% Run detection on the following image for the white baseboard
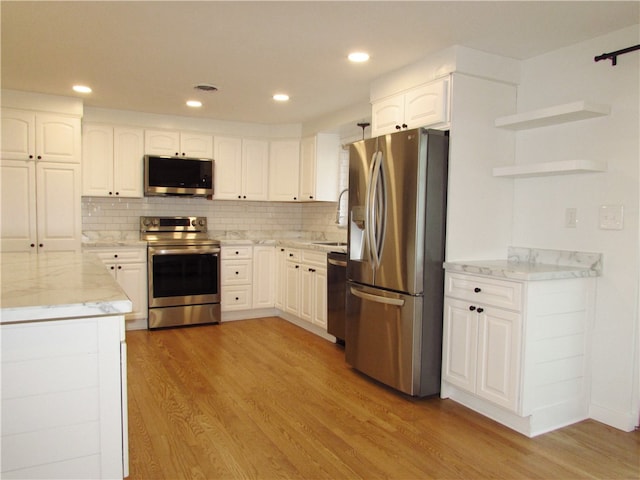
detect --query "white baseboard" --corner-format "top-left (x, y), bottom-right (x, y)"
top-left (589, 403), bottom-right (639, 432)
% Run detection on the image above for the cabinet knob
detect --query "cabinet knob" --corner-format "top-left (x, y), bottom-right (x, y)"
top-left (293, 197), bottom-right (297, 200)
top-left (30, 243), bottom-right (35, 248)
top-left (29, 155), bottom-right (34, 159)
top-left (115, 192), bottom-right (119, 195)
top-left (238, 195), bottom-right (242, 199)
top-left (469, 305), bottom-right (476, 311)
top-left (235, 297), bottom-right (239, 301)
top-left (474, 287), bottom-right (482, 293)
top-left (395, 125), bottom-right (401, 130)
top-left (402, 123), bottom-right (408, 129)
top-left (37, 155), bottom-right (42, 160)
top-left (109, 191), bottom-right (113, 195)
top-left (289, 253), bottom-right (293, 257)
top-left (280, 248), bottom-right (285, 252)
top-left (235, 251), bottom-right (239, 255)
top-left (309, 196), bottom-right (313, 199)
top-left (295, 265), bottom-right (299, 269)
top-left (39, 243), bottom-right (43, 247)
top-left (110, 266), bottom-right (115, 270)
top-left (118, 266), bottom-right (122, 270)
top-left (243, 195), bottom-right (247, 199)
top-left (114, 254), bottom-right (118, 258)
top-left (235, 271), bottom-right (239, 275)
top-left (477, 307), bottom-right (484, 313)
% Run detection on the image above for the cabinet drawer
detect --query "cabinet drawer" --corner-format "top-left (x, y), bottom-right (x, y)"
top-left (221, 246), bottom-right (252, 259)
top-left (301, 249), bottom-right (326, 267)
top-left (445, 272), bottom-right (522, 311)
top-left (221, 260), bottom-right (252, 285)
top-left (284, 248), bottom-right (300, 262)
top-left (222, 286), bottom-right (253, 311)
top-left (91, 248), bottom-right (146, 263)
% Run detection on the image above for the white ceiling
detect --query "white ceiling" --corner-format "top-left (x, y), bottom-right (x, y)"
top-left (2, 1), bottom-right (638, 127)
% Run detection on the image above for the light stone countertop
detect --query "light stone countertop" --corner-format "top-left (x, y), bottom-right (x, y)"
top-left (444, 247), bottom-right (602, 281)
top-left (1, 252), bottom-right (132, 324)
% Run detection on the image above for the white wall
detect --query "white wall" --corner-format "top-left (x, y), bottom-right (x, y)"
top-left (512, 25), bottom-right (639, 430)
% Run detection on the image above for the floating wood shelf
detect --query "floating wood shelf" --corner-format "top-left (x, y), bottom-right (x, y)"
top-left (493, 160), bottom-right (608, 178)
top-left (495, 101), bottom-right (610, 130)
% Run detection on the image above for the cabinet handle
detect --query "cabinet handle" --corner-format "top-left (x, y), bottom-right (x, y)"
top-left (474, 287), bottom-right (482, 293)
top-left (477, 307), bottom-right (484, 313)
top-left (469, 305), bottom-right (476, 311)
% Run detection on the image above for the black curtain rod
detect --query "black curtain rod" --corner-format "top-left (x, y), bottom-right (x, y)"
top-left (594, 44), bottom-right (640, 66)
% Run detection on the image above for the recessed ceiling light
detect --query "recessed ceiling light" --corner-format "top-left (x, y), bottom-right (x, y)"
top-left (273, 94), bottom-right (289, 102)
top-left (72, 85), bottom-right (92, 93)
top-left (348, 52), bottom-right (370, 63)
top-left (186, 100), bottom-right (202, 108)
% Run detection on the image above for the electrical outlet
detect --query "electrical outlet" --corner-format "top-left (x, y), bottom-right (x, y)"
top-left (565, 208), bottom-right (577, 228)
top-left (599, 205), bottom-right (624, 230)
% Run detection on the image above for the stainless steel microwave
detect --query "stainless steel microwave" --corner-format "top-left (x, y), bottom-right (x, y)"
top-left (144, 155), bottom-right (213, 197)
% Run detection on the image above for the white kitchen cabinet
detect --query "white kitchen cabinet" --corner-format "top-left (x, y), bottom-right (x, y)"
top-left (284, 248), bottom-right (302, 316)
top-left (253, 245), bottom-right (275, 309)
top-left (1, 159), bottom-right (81, 253)
top-left (283, 247), bottom-right (328, 330)
top-left (82, 124), bottom-right (144, 197)
top-left (1, 108), bottom-right (81, 163)
top-left (299, 133), bottom-right (340, 202)
top-left (274, 246), bottom-right (286, 310)
top-left (441, 270), bottom-right (596, 437)
top-left (371, 77), bottom-right (449, 136)
top-left (145, 129), bottom-right (213, 158)
top-left (221, 246), bottom-right (253, 311)
top-left (213, 137), bottom-right (269, 201)
top-left (89, 247), bottom-right (148, 327)
top-left (269, 140), bottom-right (300, 201)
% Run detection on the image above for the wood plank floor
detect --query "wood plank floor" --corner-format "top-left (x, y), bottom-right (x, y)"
top-left (126, 317), bottom-right (639, 479)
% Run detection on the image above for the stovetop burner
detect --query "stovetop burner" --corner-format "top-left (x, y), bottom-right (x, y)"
top-left (140, 216), bottom-right (219, 246)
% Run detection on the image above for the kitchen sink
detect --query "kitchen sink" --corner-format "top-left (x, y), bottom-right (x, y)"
top-left (312, 241), bottom-right (347, 247)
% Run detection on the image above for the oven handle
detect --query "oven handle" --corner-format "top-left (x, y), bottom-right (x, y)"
top-left (149, 247), bottom-right (221, 255)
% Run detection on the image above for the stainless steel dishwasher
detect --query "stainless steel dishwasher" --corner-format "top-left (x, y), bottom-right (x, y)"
top-left (327, 251), bottom-right (347, 344)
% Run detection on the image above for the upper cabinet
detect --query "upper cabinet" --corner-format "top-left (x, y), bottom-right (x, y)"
top-left (269, 140), bottom-right (301, 201)
top-left (299, 133), bottom-right (340, 202)
top-left (82, 123), bottom-right (144, 197)
top-left (145, 129), bottom-right (213, 158)
top-left (371, 77), bottom-right (450, 136)
top-left (214, 137), bottom-right (269, 201)
top-left (1, 108), bottom-right (81, 163)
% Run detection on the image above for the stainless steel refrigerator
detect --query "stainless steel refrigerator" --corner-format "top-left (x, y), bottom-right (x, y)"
top-left (346, 128), bottom-right (448, 397)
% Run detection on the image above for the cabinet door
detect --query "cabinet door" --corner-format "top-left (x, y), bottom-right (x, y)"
top-left (274, 247), bottom-right (286, 310)
top-left (253, 246), bottom-right (275, 309)
top-left (404, 79), bottom-right (449, 129)
top-left (299, 136), bottom-right (316, 201)
top-left (82, 124), bottom-right (114, 196)
top-left (181, 132), bottom-right (213, 158)
top-left (243, 139), bottom-right (269, 200)
top-left (371, 96), bottom-right (405, 136)
top-left (269, 140), bottom-right (300, 201)
top-left (213, 136), bottom-right (243, 200)
top-left (36, 114), bottom-right (81, 163)
top-left (442, 297), bottom-right (478, 393)
top-left (312, 267), bottom-right (328, 329)
top-left (299, 266), bottom-right (314, 323)
top-left (284, 262), bottom-right (301, 315)
top-left (1, 109), bottom-right (35, 160)
top-left (0, 160), bottom-right (37, 252)
top-left (36, 162), bottom-right (81, 252)
top-left (116, 263), bottom-right (148, 320)
top-left (476, 307), bottom-right (521, 411)
top-left (144, 130), bottom-right (180, 156)
top-left (113, 127), bottom-right (144, 198)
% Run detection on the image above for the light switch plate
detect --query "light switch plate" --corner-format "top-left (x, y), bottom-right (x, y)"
top-left (599, 205), bottom-right (624, 230)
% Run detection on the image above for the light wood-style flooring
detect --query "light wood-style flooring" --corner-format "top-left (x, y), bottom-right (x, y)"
top-left (126, 317), bottom-right (639, 479)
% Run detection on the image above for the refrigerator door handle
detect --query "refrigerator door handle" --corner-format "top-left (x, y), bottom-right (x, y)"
top-left (349, 286), bottom-right (405, 307)
top-left (364, 151), bottom-right (378, 267)
top-left (369, 151), bottom-right (385, 269)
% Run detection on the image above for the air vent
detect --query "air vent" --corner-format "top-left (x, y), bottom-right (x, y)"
top-left (194, 84), bottom-right (218, 92)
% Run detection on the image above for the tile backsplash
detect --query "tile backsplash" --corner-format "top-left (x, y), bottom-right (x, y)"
top-left (82, 196), bottom-right (346, 241)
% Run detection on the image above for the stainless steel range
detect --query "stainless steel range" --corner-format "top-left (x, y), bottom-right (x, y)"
top-left (141, 216), bottom-right (221, 329)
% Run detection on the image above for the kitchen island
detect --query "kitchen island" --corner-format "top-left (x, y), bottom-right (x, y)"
top-left (1, 252), bottom-right (131, 479)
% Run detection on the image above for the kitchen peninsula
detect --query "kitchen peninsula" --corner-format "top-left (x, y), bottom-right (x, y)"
top-left (1, 252), bottom-right (130, 479)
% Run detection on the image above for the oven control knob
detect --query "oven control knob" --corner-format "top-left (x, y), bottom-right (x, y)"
top-left (143, 218), bottom-right (153, 227)
top-left (198, 219), bottom-right (205, 226)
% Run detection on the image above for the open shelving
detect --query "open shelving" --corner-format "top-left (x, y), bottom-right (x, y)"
top-left (495, 101), bottom-right (610, 130)
top-left (492, 159), bottom-right (607, 178)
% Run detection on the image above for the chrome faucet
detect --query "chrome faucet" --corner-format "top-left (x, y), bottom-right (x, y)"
top-left (335, 188), bottom-right (349, 224)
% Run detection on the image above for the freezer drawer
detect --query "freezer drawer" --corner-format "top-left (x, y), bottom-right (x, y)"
top-left (345, 282), bottom-right (441, 397)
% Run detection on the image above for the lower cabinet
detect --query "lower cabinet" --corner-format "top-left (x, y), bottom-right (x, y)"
top-left (441, 271), bottom-right (596, 437)
top-left (87, 246), bottom-right (148, 329)
top-left (1, 315), bottom-right (127, 479)
top-left (221, 244), bottom-right (275, 313)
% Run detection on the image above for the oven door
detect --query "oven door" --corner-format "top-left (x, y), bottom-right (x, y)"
top-left (148, 245), bottom-right (221, 308)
